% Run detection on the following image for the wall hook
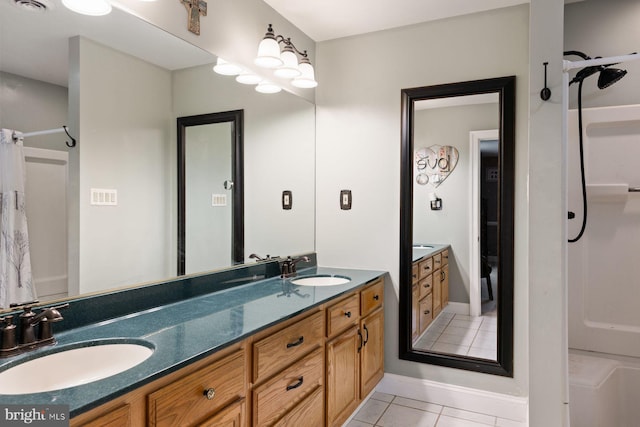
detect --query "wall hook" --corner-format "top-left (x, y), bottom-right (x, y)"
top-left (540, 62), bottom-right (551, 101)
top-left (63, 125), bottom-right (77, 148)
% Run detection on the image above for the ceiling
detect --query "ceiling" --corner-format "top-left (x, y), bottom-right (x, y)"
top-left (263, 0), bottom-right (531, 42)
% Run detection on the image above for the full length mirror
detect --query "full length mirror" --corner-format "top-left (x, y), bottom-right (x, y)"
top-left (399, 77), bottom-right (515, 376)
top-left (0, 3), bottom-right (315, 309)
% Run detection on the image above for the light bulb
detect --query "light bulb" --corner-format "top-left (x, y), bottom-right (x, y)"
top-left (213, 58), bottom-right (242, 76)
top-left (236, 71), bottom-right (262, 85)
top-left (255, 82), bottom-right (281, 94)
top-left (62, 0), bottom-right (111, 16)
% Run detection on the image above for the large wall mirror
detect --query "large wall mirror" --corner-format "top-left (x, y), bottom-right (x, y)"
top-left (0, 3), bottom-right (315, 309)
top-left (399, 77), bottom-right (515, 376)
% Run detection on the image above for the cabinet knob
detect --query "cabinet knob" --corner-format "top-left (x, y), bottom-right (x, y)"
top-left (203, 388), bottom-right (216, 400)
top-left (423, 310), bottom-right (430, 315)
top-left (373, 295), bottom-right (379, 301)
top-left (344, 311), bottom-right (352, 318)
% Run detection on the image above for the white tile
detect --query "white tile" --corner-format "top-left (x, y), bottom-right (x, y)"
top-left (377, 404), bottom-right (439, 427)
top-left (427, 322), bottom-right (450, 333)
top-left (353, 398), bottom-right (389, 424)
top-left (496, 417), bottom-right (528, 427)
top-left (392, 396), bottom-right (443, 414)
top-left (452, 314), bottom-right (481, 321)
top-left (414, 339), bottom-right (436, 350)
top-left (347, 420), bottom-right (374, 427)
top-left (471, 331), bottom-right (497, 349)
top-left (443, 325), bottom-right (478, 338)
top-left (437, 332), bottom-right (476, 346)
top-left (435, 415), bottom-right (493, 427)
top-left (431, 342), bottom-right (469, 355)
top-left (478, 320), bottom-right (498, 332)
top-left (441, 407), bottom-right (496, 425)
top-left (449, 319), bottom-right (482, 329)
top-left (372, 392), bottom-right (395, 403)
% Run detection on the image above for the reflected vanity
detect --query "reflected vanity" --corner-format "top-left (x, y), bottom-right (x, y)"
top-left (399, 77), bottom-right (515, 376)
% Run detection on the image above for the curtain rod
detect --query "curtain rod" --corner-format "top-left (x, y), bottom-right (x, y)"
top-left (12, 126), bottom-right (77, 148)
top-left (563, 52), bottom-right (640, 72)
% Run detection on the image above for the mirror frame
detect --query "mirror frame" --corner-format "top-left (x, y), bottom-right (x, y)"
top-left (177, 110), bottom-right (245, 275)
top-left (399, 76), bottom-right (515, 376)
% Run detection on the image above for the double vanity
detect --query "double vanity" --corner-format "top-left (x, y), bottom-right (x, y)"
top-left (411, 245), bottom-right (450, 343)
top-left (0, 256), bottom-right (385, 426)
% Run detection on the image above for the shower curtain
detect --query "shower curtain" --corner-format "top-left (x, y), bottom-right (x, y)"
top-left (0, 129), bottom-right (36, 308)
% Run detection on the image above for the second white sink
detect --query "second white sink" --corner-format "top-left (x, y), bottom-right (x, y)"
top-left (0, 340), bottom-right (154, 395)
top-left (291, 275), bottom-right (351, 287)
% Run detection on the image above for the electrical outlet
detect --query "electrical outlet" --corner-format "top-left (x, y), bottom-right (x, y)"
top-left (340, 190), bottom-right (352, 210)
top-left (282, 190), bottom-right (292, 210)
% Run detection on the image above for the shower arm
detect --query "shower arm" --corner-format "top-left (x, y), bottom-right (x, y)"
top-left (564, 52), bottom-right (639, 72)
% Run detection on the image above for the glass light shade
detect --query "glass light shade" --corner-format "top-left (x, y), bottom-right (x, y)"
top-left (236, 71), bottom-right (262, 85)
top-left (292, 61), bottom-right (318, 88)
top-left (274, 47), bottom-right (301, 79)
top-left (255, 82), bottom-right (281, 94)
top-left (62, 0), bottom-right (111, 16)
top-left (213, 58), bottom-right (242, 76)
top-left (255, 37), bottom-right (283, 69)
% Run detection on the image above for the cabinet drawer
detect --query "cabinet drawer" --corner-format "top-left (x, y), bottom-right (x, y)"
top-left (419, 294), bottom-right (433, 334)
top-left (327, 293), bottom-right (359, 337)
top-left (273, 385), bottom-right (324, 427)
top-left (252, 347), bottom-right (323, 427)
top-left (361, 279), bottom-right (384, 316)
top-left (412, 263), bottom-right (419, 284)
top-left (433, 253), bottom-right (442, 269)
top-left (442, 249), bottom-right (449, 266)
top-left (418, 275), bottom-right (432, 300)
top-left (148, 349), bottom-right (245, 427)
top-left (253, 311), bottom-right (324, 383)
top-left (418, 257), bottom-right (433, 279)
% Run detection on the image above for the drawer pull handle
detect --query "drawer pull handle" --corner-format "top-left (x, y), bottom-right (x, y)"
top-left (357, 330), bottom-right (363, 353)
top-left (373, 295), bottom-right (380, 301)
top-left (203, 388), bottom-right (216, 400)
top-left (286, 336), bottom-right (304, 348)
top-left (363, 324), bottom-right (369, 345)
top-left (423, 310), bottom-right (430, 315)
top-left (423, 283), bottom-right (430, 288)
top-left (344, 311), bottom-right (352, 318)
top-left (286, 376), bottom-right (304, 391)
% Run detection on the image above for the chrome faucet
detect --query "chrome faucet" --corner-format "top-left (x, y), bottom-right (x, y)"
top-left (1, 303), bottom-right (69, 358)
top-left (280, 256), bottom-right (310, 278)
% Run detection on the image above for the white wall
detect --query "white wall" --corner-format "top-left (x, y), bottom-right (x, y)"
top-left (316, 5), bottom-right (529, 396)
top-left (413, 104), bottom-right (498, 304)
top-left (172, 64), bottom-right (316, 260)
top-left (70, 37), bottom-right (173, 294)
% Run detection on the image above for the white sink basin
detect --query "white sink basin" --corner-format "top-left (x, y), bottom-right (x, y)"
top-left (290, 275), bottom-right (351, 287)
top-left (413, 244), bottom-right (434, 249)
top-left (0, 340), bottom-right (154, 395)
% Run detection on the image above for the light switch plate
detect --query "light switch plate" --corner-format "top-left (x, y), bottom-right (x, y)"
top-left (340, 190), bottom-right (352, 210)
top-left (282, 190), bottom-right (292, 210)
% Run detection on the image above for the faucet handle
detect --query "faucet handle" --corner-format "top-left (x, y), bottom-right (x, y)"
top-left (1, 316), bottom-right (17, 350)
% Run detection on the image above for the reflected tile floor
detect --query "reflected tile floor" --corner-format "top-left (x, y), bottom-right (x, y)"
top-left (414, 310), bottom-right (498, 360)
top-left (346, 392), bottom-right (526, 427)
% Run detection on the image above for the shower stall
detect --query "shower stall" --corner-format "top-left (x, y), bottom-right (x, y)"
top-left (565, 52), bottom-right (640, 427)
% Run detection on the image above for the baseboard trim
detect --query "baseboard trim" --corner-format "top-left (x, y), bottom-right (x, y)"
top-left (376, 373), bottom-right (528, 422)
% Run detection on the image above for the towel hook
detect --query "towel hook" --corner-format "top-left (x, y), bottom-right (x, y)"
top-left (540, 62), bottom-right (551, 101)
top-left (63, 126), bottom-right (77, 148)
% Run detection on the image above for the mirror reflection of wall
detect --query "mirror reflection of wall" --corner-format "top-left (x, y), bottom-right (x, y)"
top-left (413, 96), bottom-right (499, 312)
top-left (0, 3), bottom-right (315, 309)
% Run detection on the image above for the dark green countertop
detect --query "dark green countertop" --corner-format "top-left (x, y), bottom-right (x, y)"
top-left (0, 266), bottom-right (385, 417)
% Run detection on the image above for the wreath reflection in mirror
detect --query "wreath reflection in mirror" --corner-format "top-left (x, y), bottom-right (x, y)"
top-left (414, 145), bottom-right (459, 188)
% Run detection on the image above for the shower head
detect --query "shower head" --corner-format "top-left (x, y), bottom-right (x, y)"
top-left (597, 67), bottom-right (627, 89)
top-left (564, 50), bottom-right (630, 88)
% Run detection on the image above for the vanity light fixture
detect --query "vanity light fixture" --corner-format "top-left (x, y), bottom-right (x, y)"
top-left (235, 71), bottom-right (262, 85)
top-left (255, 24), bottom-right (318, 88)
top-left (62, 0), bottom-right (111, 16)
top-left (213, 58), bottom-right (243, 76)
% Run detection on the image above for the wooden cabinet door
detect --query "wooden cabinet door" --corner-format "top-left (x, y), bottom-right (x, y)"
top-left (411, 284), bottom-right (419, 341)
top-left (360, 308), bottom-right (384, 399)
top-left (201, 400), bottom-right (245, 427)
top-left (432, 269), bottom-right (442, 318)
top-left (419, 294), bottom-right (433, 335)
top-left (442, 265), bottom-right (449, 308)
top-left (77, 404), bottom-right (131, 427)
top-left (326, 326), bottom-right (360, 427)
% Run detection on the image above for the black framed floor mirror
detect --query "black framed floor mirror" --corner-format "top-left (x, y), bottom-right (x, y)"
top-left (399, 76), bottom-right (515, 376)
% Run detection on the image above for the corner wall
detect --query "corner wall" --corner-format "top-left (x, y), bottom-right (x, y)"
top-left (315, 5), bottom-right (529, 396)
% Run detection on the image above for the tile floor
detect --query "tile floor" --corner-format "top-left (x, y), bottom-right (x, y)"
top-left (413, 310), bottom-right (498, 360)
top-left (346, 392), bottom-right (526, 427)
